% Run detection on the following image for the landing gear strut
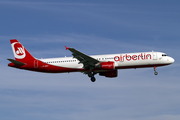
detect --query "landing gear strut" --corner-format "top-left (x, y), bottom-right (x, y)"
top-left (88, 72), bottom-right (96, 82)
top-left (154, 66), bottom-right (158, 75)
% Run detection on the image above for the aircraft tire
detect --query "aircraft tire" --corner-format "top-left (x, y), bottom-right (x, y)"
top-left (91, 77), bottom-right (96, 82)
top-left (154, 72), bottom-right (158, 75)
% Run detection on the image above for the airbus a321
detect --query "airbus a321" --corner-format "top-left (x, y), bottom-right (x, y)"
top-left (8, 39), bottom-right (174, 82)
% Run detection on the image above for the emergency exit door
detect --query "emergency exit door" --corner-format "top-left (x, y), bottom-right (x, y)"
top-left (152, 51), bottom-right (157, 60)
top-left (34, 60), bottom-right (38, 68)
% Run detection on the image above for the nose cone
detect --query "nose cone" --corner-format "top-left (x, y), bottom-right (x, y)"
top-left (169, 57), bottom-right (175, 64)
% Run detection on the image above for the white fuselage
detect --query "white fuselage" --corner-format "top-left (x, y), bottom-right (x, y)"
top-left (39, 51), bottom-right (174, 70)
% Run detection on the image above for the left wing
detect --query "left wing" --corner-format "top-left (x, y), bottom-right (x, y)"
top-left (65, 46), bottom-right (99, 70)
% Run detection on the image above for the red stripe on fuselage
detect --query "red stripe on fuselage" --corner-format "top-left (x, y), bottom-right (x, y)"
top-left (8, 60), bottom-right (83, 73)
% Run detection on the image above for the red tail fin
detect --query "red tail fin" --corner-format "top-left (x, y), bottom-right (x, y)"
top-left (10, 39), bottom-right (35, 62)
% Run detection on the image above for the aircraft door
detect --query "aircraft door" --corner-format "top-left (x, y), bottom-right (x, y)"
top-left (152, 51), bottom-right (157, 60)
top-left (34, 60), bottom-right (38, 68)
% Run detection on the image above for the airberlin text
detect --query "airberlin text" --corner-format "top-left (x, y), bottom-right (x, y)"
top-left (114, 53), bottom-right (151, 62)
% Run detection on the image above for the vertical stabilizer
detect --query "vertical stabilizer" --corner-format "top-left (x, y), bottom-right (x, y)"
top-left (10, 39), bottom-right (35, 62)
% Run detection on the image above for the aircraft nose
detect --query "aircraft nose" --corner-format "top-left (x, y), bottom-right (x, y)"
top-left (169, 57), bottom-right (175, 63)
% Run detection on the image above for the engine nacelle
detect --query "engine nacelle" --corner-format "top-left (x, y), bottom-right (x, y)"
top-left (96, 61), bottom-right (115, 70)
top-left (99, 70), bottom-right (118, 78)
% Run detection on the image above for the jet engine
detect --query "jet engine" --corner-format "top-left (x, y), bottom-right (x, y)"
top-left (99, 70), bottom-right (118, 78)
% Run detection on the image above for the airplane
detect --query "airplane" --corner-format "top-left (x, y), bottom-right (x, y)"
top-left (8, 39), bottom-right (174, 82)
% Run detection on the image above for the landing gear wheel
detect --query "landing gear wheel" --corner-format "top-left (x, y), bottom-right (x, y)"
top-left (153, 66), bottom-right (158, 75)
top-left (154, 72), bottom-right (158, 75)
top-left (88, 69), bottom-right (96, 82)
top-left (91, 77), bottom-right (96, 82)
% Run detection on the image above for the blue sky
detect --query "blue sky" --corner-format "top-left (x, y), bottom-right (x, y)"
top-left (0, 0), bottom-right (180, 120)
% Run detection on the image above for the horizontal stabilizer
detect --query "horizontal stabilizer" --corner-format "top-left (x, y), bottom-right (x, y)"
top-left (7, 59), bottom-right (26, 66)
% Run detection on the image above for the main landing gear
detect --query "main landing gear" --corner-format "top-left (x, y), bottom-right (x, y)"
top-left (88, 72), bottom-right (96, 82)
top-left (154, 66), bottom-right (158, 75)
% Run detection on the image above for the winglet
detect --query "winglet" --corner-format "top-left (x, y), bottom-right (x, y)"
top-left (65, 46), bottom-right (69, 50)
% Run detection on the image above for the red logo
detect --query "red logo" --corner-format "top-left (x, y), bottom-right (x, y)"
top-left (14, 43), bottom-right (25, 56)
top-left (12, 42), bottom-right (26, 59)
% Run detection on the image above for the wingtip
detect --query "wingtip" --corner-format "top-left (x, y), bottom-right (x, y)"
top-left (65, 46), bottom-right (69, 50)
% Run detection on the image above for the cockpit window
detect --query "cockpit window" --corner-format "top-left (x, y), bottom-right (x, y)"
top-left (162, 54), bottom-right (168, 56)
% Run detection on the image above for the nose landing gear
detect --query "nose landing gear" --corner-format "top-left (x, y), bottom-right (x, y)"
top-left (154, 66), bottom-right (158, 75)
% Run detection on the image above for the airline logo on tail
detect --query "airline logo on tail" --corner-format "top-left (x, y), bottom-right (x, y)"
top-left (11, 42), bottom-right (26, 59)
